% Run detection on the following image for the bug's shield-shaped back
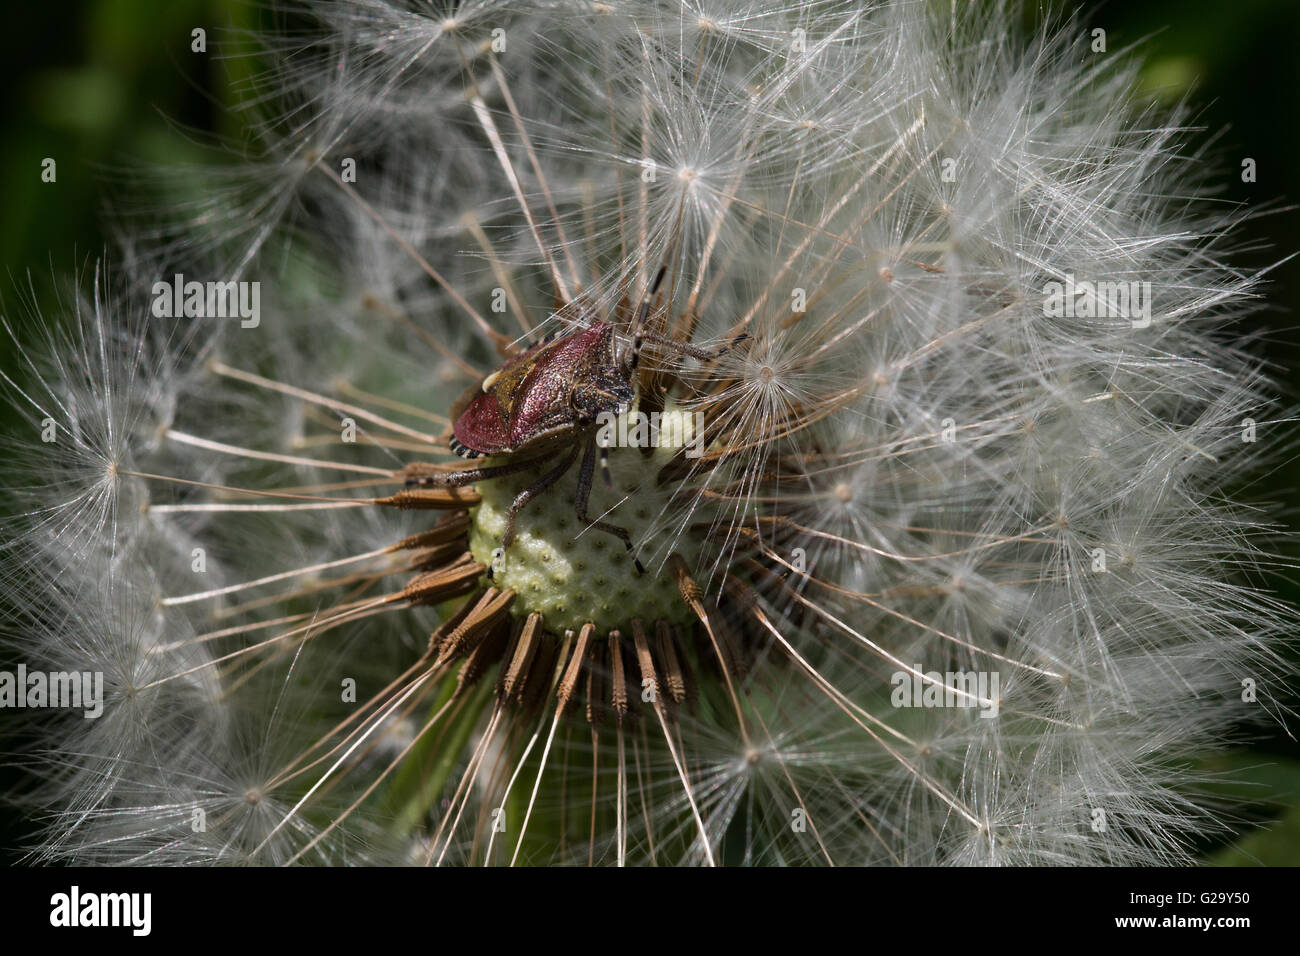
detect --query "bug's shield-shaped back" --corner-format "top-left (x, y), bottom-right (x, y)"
top-left (451, 324), bottom-right (613, 457)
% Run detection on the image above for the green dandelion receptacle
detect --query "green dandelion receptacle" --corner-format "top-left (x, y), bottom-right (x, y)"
top-left (468, 438), bottom-right (702, 635)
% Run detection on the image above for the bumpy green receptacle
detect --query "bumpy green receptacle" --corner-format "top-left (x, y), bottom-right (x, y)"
top-left (468, 411), bottom-right (703, 634)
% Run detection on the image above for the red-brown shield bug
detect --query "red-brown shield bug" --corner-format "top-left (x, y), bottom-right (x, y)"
top-left (410, 266), bottom-right (746, 573)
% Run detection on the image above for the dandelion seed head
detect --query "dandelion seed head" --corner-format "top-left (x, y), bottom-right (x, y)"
top-left (3, 0), bottom-right (1295, 867)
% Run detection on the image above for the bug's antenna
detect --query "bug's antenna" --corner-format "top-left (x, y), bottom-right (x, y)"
top-left (626, 264), bottom-right (668, 374)
top-left (625, 260), bottom-right (750, 372)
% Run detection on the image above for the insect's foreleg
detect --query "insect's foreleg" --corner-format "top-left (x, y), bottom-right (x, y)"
top-left (577, 437), bottom-right (644, 573)
top-left (501, 443), bottom-right (581, 549)
top-left (401, 452), bottom-right (558, 488)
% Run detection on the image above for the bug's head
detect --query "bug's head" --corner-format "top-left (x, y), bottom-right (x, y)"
top-left (571, 375), bottom-right (635, 423)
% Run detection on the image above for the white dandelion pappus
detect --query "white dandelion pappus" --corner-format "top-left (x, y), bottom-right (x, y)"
top-left (0, 0), bottom-right (1294, 866)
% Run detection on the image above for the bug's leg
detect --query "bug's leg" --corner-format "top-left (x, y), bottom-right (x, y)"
top-left (501, 443), bottom-right (581, 550)
top-left (599, 443), bottom-right (613, 488)
top-left (572, 399), bottom-right (614, 488)
top-left (576, 437), bottom-right (644, 573)
top-left (401, 452), bottom-right (557, 488)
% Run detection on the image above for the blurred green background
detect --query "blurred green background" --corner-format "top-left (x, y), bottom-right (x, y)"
top-left (0, 0), bottom-right (1297, 864)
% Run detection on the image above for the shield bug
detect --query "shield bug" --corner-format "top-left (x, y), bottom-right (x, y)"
top-left (409, 267), bottom-right (745, 573)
